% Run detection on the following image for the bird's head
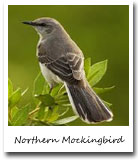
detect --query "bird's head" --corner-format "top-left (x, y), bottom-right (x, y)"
top-left (23, 17), bottom-right (63, 38)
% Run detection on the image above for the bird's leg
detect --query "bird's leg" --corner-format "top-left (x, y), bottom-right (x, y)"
top-left (49, 84), bottom-right (54, 94)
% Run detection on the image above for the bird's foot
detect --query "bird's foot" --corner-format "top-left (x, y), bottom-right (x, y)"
top-left (49, 85), bottom-right (54, 94)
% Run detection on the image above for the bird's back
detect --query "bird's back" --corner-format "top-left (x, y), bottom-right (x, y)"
top-left (38, 30), bottom-right (83, 60)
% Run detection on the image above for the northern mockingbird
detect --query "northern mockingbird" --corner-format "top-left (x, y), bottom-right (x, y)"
top-left (23, 17), bottom-right (113, 124)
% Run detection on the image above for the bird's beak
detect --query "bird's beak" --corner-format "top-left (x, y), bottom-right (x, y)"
top-left (22, 21), bottom-right (38, 26)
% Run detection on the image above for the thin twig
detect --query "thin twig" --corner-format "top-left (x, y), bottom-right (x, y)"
top-left (28, 107), bottom-right (40, 117)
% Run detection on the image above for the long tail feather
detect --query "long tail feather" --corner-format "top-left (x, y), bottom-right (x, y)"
top-left (65, 82), bottom-right (113, 123)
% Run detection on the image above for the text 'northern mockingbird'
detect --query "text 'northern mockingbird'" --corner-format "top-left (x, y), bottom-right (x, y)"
top-left (23, 17), bottom-right (113, 124)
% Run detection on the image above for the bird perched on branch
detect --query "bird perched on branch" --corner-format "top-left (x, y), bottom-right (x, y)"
top-left (23, 17), bottom-right (113, 124)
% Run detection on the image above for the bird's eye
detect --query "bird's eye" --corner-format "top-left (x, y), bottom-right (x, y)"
top-left (45, 25), bottom-right (53, 34)
top-left (39, 23), bottom-right (46, 26)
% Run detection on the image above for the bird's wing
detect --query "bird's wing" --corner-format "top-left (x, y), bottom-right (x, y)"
top-left (38, 52), bottom-right (84, 84)
top-left (66, 52), bottom-right (84, 80)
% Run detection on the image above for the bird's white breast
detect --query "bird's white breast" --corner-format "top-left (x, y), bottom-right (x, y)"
top-left (39, 63), bottom-right (62, 87)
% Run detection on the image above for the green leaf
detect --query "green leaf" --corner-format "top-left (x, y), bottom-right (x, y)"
top-left (34, 94), bottom-right (55, 106)
top-left (43, 107), bottom-right (53, 121)
top-left (55, 94), bottom-right (69, 102)
top-left (84, 58), bottom-right (91, 77)
top-left (33, 72), bottom-right (46, 95)
top-left (47, 106), bottom-right (59, 122)
top-left (88, 60), bottom-right (108, 87)
top-left (8, 88), bottom-right (21, 108)
top-left (31, 120), bottom-right (50, 126)
top-left (51, 83), bottom-right (63, 97)
top-left (56, 100), bottom-right (70, 105)
top-left (8, 78), bottom-right (13, 98)
top-left (55, 93), bottom-right (69, 104)
top-left (42, 82), bottom-right (50, 94)
top-left (93, 86), bottom-right (115, 94)
top-left (58, 106), bottom-right (69, 117)
top-left (57, 85), bottom-right (66, 96)
top-left (37, 103), bottom-right (46, 120)
top-left (53, 115), bottom-right (78, 125)
top-left (48, 113), bottom-right (59, 122)
top-left (11, 106), bottom-right (19, 118)
top-left (102, 100), bottom-right (112, 107)
top-left (11, 104), bottom-right (30, 126)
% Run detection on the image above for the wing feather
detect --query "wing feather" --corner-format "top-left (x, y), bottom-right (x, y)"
top-left (38, 52), bottom-right (84, 84)
top-left (67, 52), bottom-right (84, 80)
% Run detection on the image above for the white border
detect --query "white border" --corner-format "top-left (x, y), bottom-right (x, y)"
top-left (4, 0), bottom-right (133, 152)
top-left (6, 0), bottom-right (132, 5)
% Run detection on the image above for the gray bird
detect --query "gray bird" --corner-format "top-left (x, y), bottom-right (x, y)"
top-left (23, 17), bottom-right (113, 124)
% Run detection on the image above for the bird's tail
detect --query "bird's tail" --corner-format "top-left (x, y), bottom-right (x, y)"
top-left (65, 82), bottom-right (113, 123)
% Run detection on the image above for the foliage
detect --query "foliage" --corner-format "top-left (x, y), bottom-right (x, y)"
top-left (8, 58), bottom-right (114, 126)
